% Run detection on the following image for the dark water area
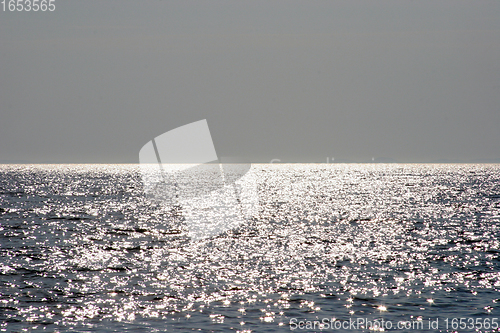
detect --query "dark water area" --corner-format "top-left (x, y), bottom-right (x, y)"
top-left (1, 164), bottom-right (500, 332)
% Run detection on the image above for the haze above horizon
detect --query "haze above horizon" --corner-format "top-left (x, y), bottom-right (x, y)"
top-left (1, 0), bottom-right (499, 163)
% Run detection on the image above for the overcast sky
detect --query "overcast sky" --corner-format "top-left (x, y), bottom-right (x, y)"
top-left (1, 0), bottom-right (499, 163)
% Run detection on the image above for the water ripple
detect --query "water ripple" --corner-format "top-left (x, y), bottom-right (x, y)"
top-left (0, 164), bottom-right (499, 331)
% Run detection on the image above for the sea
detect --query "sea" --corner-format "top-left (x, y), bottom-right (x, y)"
top-left (1, 164), bottom-right (499, 332)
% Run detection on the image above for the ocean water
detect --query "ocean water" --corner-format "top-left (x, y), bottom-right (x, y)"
top-left (1, 164), bottom-right (500, 332)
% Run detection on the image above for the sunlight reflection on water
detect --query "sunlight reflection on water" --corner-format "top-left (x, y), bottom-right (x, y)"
top-left (1, 164), bottom-right (500, 332)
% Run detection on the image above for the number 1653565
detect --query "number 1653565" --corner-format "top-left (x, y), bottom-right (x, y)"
top-left (2, 0), bottom-right (55, 11)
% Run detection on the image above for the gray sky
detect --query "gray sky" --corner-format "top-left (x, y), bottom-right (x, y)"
top-left (1, 0), bottom-right (499, 163)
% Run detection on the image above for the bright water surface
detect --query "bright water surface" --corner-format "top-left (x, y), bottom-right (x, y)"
top-left (1, 164), bottom-right (500, 332)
